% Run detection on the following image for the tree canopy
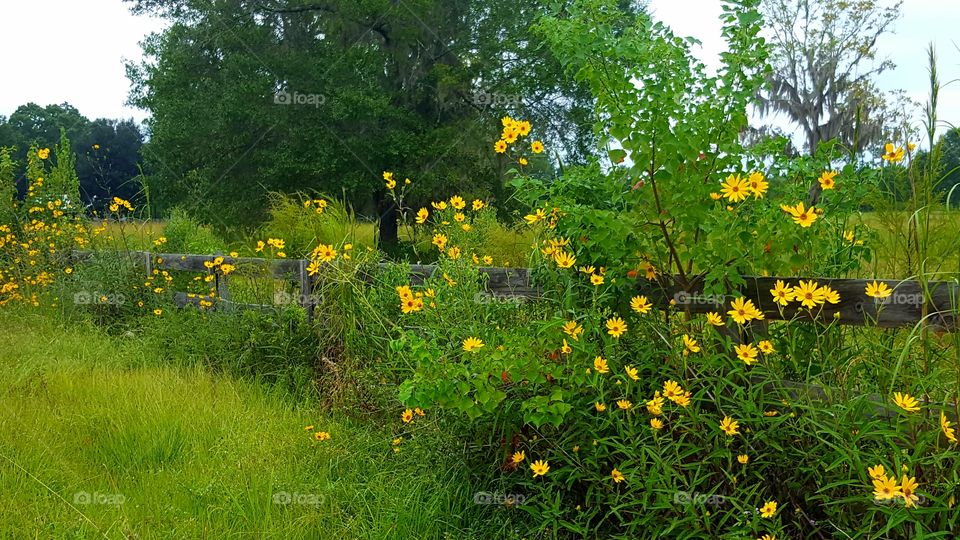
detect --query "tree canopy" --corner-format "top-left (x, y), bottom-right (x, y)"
top-left (124, 0), bottom-right (639, 241)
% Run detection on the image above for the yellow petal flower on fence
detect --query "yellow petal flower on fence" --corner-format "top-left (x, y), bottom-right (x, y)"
top-left (706, 312), bottom-right (724, 326)
top-left (792, 280), bottom-right (825, 309)
top-left (865, 280), bottom-right (892, 299)
top-left (728, 297), bottom-right (762, 325)
top-left (770, 280), bottom-right (793, 306)
top-left (554, 250), bottom-right (576, 269)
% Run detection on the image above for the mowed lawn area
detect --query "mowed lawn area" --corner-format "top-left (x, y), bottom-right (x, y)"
top-left (0, 308), bottom-right (494, 539)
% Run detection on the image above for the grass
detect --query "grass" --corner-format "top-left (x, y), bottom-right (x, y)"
top-left (0, 307), bottom-right (509, 539)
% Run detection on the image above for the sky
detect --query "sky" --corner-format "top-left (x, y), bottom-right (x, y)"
top-left (0, 0), bottom-right (958, 139)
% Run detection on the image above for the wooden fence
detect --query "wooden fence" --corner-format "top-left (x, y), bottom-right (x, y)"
top-left (72, 250), bottom-right (960, 330)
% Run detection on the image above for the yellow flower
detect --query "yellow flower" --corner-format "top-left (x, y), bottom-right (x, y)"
top-left (519, 157), bottom-right (528, 166)
top-left (759, 535), bottom-right (776, 540)
top-left (624, 365), bottom-right (639, 381)
top-left (432, 233), bottom-right (448, 251)
top-left (595, 402), bottom-right (607, 412)
top-left (770, 280), bottom-right (793, 306)
top-left (758, 340), bottom-right (774, 354)
top-left (873, 475), bottom-right (901, 501)
top-left (562, 321), bottom-right (584, 341)
top-left (735, 343), bottom-right (759, 365)
top-left (401, 409), bottom-right (414, 423)
top-left (482, 255), bottom-right (493, 265)
top-left (524, 208), bottom-right (546, 224)
top-left (747, 171), bottom-right (768, 198)
top-left (867, 464), bottom-right (886, 480)
top-left (463, 337), bottom-right (485, 352)
top-left (386, 178), bottom-right (396, 189)
top-left (400, 295), bottom-right (424, 314)
top-left (450, 196), bottom-right (466, 210)
top-left (865, 280), bottom-right (892, 299)
top-left (759, 500), bottom-right (777, 518)
top-left (737, 454), bottom-right (749, 464)
top-left (447, 246), bottom-right (461, 260)
top-left (650, 418), bottom-right (664, 430)
top-left (605, 316), bottom-right (627, 338)
top-left (720, 416), bottom-right (740, 436)
top-left (593, 356), bottom-right (609, 374)
top-left (728, 297), bottom-right (763, 325)
top-left (705, 312), bottom-right (724, 326)
top-left (893, 392), bottom-right (920, 413)
top-left (882, 143), bottom-right (905, 163)
top-left (431, 200), bottom-right (448, 211)
top-left (415, 208), bottom-right (429, 224)
top-left (720, 174), bottom-right (749, 202)
top-left (414, 407), bottom-right (425, 417)
top-left (781, 201), bottom-right (818, 227)
top-left (682, 334), bottom-right (700, 354)
top-left (647, 392), bottom-right (665, 415)
top-left (630, 295), bottom-right (652, 315)
top-left (941, 411), bottom-right (958, 442)
top-left (314, 431), bottom-right (331, 442)
top-left (561, 339), bottom-right (572, 354)
top-left (709, 192), bottom-right (722, 200)
top-left (590, 273), bottom-right (604, 286)
top-left (611, 468), bottom-right (625, 483)
top-left (900, 475), bottom-right (921, 507)
top-left (37, 148), bottom-right (50, 159)
top-left (494, 140), bottom-right (507, 153)
top-left (818, 170), bottom-right (837, 190)
top-left (530, 459), bottom-right (549, 477)
top-left (554, 250), bottom-right (576, 269)
top-left (511, 451), bottom-right (526, 464)
top-left (663, 380), bottom-right (683, 401)
top-left (616, 399), bottom-right (633, 410)
top-left (814, 284), bottom-right (839, 305)
top-left (531, 140), bottom-right (544, 154)
top-left (304, 425), bottom-right (315, 431)
top-left (791, 280), bottom-right (825, 309)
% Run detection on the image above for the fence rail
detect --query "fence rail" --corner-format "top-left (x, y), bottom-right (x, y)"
top-left (72, 250), bottom-right (960, 330)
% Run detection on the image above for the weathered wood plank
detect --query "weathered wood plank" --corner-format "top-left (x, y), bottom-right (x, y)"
top-left (74, 251), bottom-right (960, 328)
top-left (637, 276), bottom-right (960, 329)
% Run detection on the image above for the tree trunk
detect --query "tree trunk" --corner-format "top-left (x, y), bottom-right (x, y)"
top-left (378, 195), bottom-right (399, 253)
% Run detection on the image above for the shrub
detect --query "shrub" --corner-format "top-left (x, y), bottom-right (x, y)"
top-left (162, 207), bottom-right (226, 253)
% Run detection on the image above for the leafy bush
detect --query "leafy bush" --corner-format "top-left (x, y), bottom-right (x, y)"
top-left (162, 207), bottom-right (226, 253)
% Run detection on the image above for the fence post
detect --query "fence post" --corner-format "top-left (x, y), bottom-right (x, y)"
top-left (298, 259), bottom-right (315, 324)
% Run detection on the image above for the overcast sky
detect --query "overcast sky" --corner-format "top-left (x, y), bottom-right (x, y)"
top-left (1, 0), bottom-right (957, 139)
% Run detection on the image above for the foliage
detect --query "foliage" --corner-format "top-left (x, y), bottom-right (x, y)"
top-left (161, 206), bottom-right (226, 253)
top-left (123, 0), bottom-right (627, 239)
top-left (756, 0), bottom-right (908, 157)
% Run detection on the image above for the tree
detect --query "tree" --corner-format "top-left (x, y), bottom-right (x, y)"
top-left (756, 0), bottom-right (905, 157)
top-left (124, 0), bottom-right (623, 246)
top-left (0, 104), bottom-right (146, 211)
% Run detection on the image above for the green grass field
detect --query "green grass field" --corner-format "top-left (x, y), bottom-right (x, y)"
top-left (0, 308), bottom-right (506, 539)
